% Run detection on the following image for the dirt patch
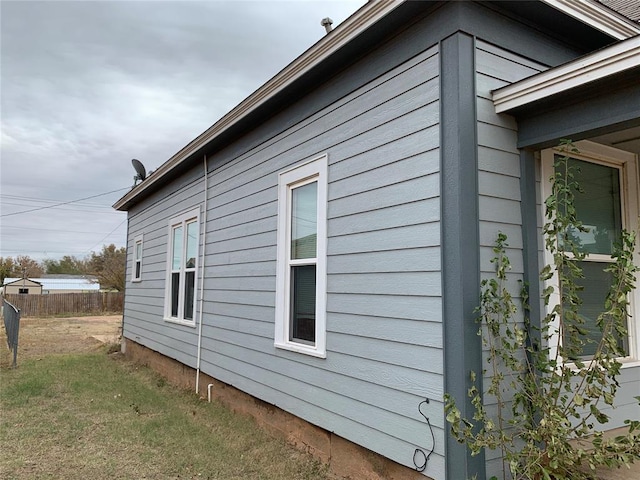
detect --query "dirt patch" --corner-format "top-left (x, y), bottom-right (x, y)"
top-left (0, 315), bottom-right (121, 368)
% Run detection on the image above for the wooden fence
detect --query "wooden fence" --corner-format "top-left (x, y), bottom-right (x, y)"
top-left (3, 292), bottom-right (124, 317)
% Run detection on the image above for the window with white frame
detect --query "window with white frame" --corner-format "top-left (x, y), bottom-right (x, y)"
top-left (275, 155), bottom-right (328, 357)
top-left (165, 208), bottom-right (200, 324)
top-left (541, 141), bottom-right (639, 362)
top-left (132, 235), bottom-right (143, 282)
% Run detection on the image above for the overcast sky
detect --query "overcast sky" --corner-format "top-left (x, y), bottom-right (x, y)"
top-left (0, 0), bottom-right (365, 262)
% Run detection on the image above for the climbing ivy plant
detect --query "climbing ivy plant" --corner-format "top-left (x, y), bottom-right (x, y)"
top-left (444, 140), bottom-right (640, 480)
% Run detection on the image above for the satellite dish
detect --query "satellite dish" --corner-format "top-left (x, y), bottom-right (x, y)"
top-left (132, 159), bottom-right (146, 184)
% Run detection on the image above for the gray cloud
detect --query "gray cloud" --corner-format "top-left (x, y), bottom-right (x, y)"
top-left (1, 0), bottom-right (364, 261)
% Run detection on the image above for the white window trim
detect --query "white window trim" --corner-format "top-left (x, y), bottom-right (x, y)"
top-left (132, 234), bottom-right (143, 283)
top-left (164, 207), bottom-right (200, 327)
top-left (540, 140), bottom-right (639, 367)
top-left (275, 154), bottom-right (328, 358)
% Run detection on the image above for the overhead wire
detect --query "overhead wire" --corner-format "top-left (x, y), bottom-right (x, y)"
top-left (83, 218), bottom-right (128, 255)
top-left (0, 186), bottom-right (129, 218)
top-left (1, 225), bottom-right (119, 235)
top-left (1, 194), bottom-right (116, 208)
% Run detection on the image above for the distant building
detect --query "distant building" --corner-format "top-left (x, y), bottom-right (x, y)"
top-left (2, 278), bottom-right (43, 295)
top-left (3, 275), bottom-right (100, 294)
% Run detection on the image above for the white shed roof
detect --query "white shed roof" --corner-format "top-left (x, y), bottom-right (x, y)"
top-left (3, 277), bottom-right (100, 291)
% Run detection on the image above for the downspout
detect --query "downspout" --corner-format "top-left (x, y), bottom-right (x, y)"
top-left (195, 153), bottom-right (209, 395)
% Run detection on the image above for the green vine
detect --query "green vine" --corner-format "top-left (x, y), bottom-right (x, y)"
top-left (444, 140), bottom-right (640, 479)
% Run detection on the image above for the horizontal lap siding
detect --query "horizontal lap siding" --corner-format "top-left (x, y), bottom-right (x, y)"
top-left (475, 40), bottom-right (547, 480)
top-left (199, 45), bottom-right (444, 477)
top-left (124, 165), bottom-right (205, 368)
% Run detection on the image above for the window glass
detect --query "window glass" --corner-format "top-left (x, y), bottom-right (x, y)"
top-left (171, 272), bottom-right (180, 317)
top-left (565, 261), bottom-right (626, 359)
top-left (134, 239), bottom-right (143, 280)
top-left (172, 226), bottom-right (183, 270)
top-left (290, 265), bottom-right (316, 343)
top-left (185, 221), bottom-right (198, 269)
top-left (275, 155), bottom-right (327, 356)
top-left (184, 271), bottom-right (195, 320)
top-left (563, 157), bottom-right (622, 255)
top-left (291, 182), bottom-right (317, 260)
top-left (554, 155), bottom-right (627, 361)
top-left (165, 209), bottom-right (199, 323)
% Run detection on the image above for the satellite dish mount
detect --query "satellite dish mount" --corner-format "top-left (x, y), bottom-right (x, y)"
top-left (132, 159), bottom-right (146, 186)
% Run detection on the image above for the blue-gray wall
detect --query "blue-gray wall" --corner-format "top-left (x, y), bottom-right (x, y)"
top-left (125, 40), bottom-right (446, 476)
top-left (125, 165), bottom-right (205, 367)
top-left (121, 2), bottom-right (627, 479)
top-left (198, 43), bottom-right (444, 476)
top-left (475, 39), bottom-right (547, 479)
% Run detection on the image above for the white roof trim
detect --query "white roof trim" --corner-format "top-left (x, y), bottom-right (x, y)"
top-left (541, 0), bottom-right (640, 40)
top-left (114, 0), bottom-right (405, 210)
top-left (493, 36), bottom-right (640, 113)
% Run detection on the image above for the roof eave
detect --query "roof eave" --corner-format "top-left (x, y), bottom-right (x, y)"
top-left (493, 36), bottom-right (640, 114)
top-left (114, 0), bottom-right (640, 211)
top-left (541, 0), bottom-right (640, 40)
top-left (113, 0), bottom-right (406, 211)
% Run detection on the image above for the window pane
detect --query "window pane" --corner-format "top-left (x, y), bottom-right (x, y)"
top-left (172, 226), bottom-right (183, 270)
top-left (559, 157), bottom-right (622, 255)
top-left (185, 221), bottom-right (198, 269)
top-left (135, 242), bottom-right (142, 260)
top-left (184, 271), bottom-right (195, 320)
top-left (290, 265), bottom-right (316, 343)
top-left (171, 272), bottom-right (180, 317)
top-left (135, 261), bottom-right (141, 279)
top-left (291, 182), bottom-right (317, 260)
top-left (564, 261), bottom-right (626, 359)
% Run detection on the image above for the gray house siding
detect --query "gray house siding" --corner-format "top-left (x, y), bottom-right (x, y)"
top-left (475, 39), bottom-right (547, 479)
top-left (123, 40), bottom-right (446, 476)
top-left (124, 164), bottom-right (205, 367)
top-left (198, 44), bottom-right (444, 476)
top-left (118, 3), bottom-right (635, 480)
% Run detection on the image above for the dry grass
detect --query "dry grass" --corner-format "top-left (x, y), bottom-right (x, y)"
top-left (0, 316), bottom-right (328, 480)
top-left (0, 315), bottom-right (122, 368)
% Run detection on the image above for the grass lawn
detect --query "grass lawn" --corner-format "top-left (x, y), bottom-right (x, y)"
top-left (0, 348), bottom-right (328, 479)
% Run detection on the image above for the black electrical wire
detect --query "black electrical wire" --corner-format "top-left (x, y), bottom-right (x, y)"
top-left (413, 398), bottom-right (435, 472)
top-left (0, 187), bottom-right (129, 217)
top-left (83, 219), bottom-right (127, 254)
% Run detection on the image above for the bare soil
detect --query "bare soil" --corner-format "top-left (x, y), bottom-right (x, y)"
top-left (0, 315), bottom-right (121, 368)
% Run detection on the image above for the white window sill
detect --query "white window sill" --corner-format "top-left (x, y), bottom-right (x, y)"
top-left (566, 357), bottom-right (640, 371)
top-left (164, 317), bottom-right (197, 328)
top-left (131, 278), bottom-right (142, 283)
top-left (275, 341), bottom-right (326, 358)
top-left (619, 359), bottom-right (640, 369)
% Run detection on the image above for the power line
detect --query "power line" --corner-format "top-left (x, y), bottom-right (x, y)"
top-left (83, 218), bottom-right (128, 255)
top-left (0, 187), bottom-right (129, 218)
top-left (1, 225), bottom-right (122, 235)
top-left (1, 193), bottom-right (116, 207)
top-left (1, 200), bottom-right (114, 209)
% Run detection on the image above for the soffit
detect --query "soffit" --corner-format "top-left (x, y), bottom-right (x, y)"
top-left (493, 36), bottom-right (640, 113)
top-left (591, 126), bottom-right (640, 154)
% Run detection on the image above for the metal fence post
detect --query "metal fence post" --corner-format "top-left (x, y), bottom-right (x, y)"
top-left (2, 299), bottom-right (21, 368)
